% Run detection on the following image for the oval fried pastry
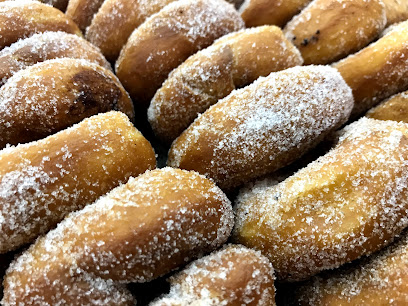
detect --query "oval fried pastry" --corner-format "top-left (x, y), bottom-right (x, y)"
top-left (0, 0), bottom-right (81, 50)
top-left (167, 66), bottom-right (353, 191)
top-left (335, 20), bottom-right (408, 116)
top-left (115, 0), bottom-right (244, 110)
top-left (284, 0), bottom-right (386, 64)
top-left (234, 118), bottom-right (408, 281)
top-left (0, 111), bottom-right (156, 253)
top-left (86, 0), bottom-right (177, 62)
top-left (2, 167), bottom-right (233, 304)
top-left (0, 31), bottom-right (110, 87)
top-left (366, 90), bottom-right (408, 122)
top-left (152, 245), bottom-right (276, 306)
top-left (65, 0), bottom-right (105, 32)
top-left (240, 0), bottom-right (312, 27)
top-left (148, 26), bottom-right (303, 144)
top-left (0, 58), bottom-right (133, 147)
top-left (296, 230), bottom-right (408, 305)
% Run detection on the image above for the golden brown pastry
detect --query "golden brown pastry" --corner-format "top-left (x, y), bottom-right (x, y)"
top-left (65, 0), bottom-right (105, 32)
top-left (151, 245), bottom-right (276, 306)
top-left (240, 0), bottom-right (312, 27)
top-left (2, 167), bottom-right (233, 305)
top-left (115, 0), bottom-right (244, 110)
top-left (0, 58), bottom-right (134, 147)
top-left (167, 65), bottom-right (354, 191)
top-left (296, 229), bottom-right (408, 305)
top-left (234, 118), bottom-right (408, 281)
top-left (366, 90), bottom-right (408, 122)
top-left (0, 0), bottom-right (81, 50)
top-left (86, 0), bottom-right (177, 62)
top-left (0, 111), bottom-right (156, 254)
top-left (0, 31), bottom-right (110, 87)
top-left (284, 0), bottom-right (386, 64)
top-left (148, 25), bottom-right (303, 144)
top-left (383, 0), bottom-right (408, 26)
top-left (335, 20), bottom-right (408, 116)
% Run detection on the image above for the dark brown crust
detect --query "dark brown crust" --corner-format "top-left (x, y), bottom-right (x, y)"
top-left (65, 0), bottom-right (105, 32)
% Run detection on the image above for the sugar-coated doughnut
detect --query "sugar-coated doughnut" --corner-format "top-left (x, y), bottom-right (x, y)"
top-left (86, 0), bottom-right (177, 62)
top-left (167, 66), bottom-right (353, 191)
top-left (2, 167), bottom-right (233, 305)
top-left (284, 0), bottom-right (386, 65)
top-left (366, 90), bottom-right (408, 122)
top-left (151, 245), bottom-right (276, 306)
top-left (0, 111), bottom-right (156, 254)
top-left (115, 0), bottom-right (244, 110)
top-left (383, 0), bottom-right (408, 26)
top-left (41, 0), bottom-right (69, 11)
top-left (0, 58), bottom-right (134, 148)
top-left (0, 31), bottom-right (110, 87)
top-left (234, 118), bottom-right (408, 281)
top-left (335, 20), bottom-right (408, 116)
top-left (65, 0), bottom-right (105, 32)
top-left (0, 0), bottom-right (81, 50)
top-left (240, 0), bottom-right (312, 27)
top-left (148, 26), bottom-right (303, 144)
top-left (296, 229), bottom-right (408, 305)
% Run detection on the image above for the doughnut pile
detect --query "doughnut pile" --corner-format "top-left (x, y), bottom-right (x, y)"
top-left (1, 0), bottom-right (408, 304)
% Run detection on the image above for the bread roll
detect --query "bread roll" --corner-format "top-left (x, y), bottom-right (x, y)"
top-left (152, 245), bottom-right (276, 306)
top-left (2, 167), bottom-right (232, 304)
top-left (366, 90), bottom-right (408, 122)
top-left (234, 118), bottom-right (408, 281)
top-left (0, 0), bottom-right (80, 50)
top-left (335, 20), bottom-right (408, 116)
top-left (296, 229), bottom-right (408, 305)
top-left (284, 0), bottom-right (386, 64)
top-left (86, 0), bottom-right (177, 62)
top-left (115, 0), bottom-right (244, 110)
top-left (0, 111), bottom-right (156, 253)
top-left (0, 58), bottom-right (134, 147)
top-left (65, 0), bottom-right (105, 32)
top-left (148, 26), bottom-right (303, 144)
top-left (168, 66), bottom-right (353, 191)
top-left (240, 0), bottom-right (312, 27)
top-left (0, 31), bottom-right (110, 87)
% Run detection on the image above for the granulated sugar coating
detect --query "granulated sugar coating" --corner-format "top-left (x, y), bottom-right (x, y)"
top-left (0, 31), bottom-right (111, 87)
top-left (86, 0), bottom-right (177, 61)
top-left (296, 229), bottom-right (408, 305)
top-left (234, 118), bottom-right (408, 281)
top-left (0, 111), bottom-right (156, 254)
top-left (2, 168), bottom-right (233, 305)
top-left (148, 25), bottom-right (303, 144)
top-left (0, 0), bottom-right (81, 50)
top-left (115, 0), bottom-right (244, 108)
top-left (168, 65), bottom-right (354, 191)
top-left (152, 244), bottom-right (276, 306)
top-left (0, 58), bottom-right (134, 147)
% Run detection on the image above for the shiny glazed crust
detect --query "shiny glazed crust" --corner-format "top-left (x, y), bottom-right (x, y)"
top-left (148, 26), bottom-right (303, 144)
top-left (0, 111), bottom-right (156, 253)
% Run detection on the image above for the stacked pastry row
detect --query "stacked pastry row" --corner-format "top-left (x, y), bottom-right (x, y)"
top-left (1, 0), bottom-right (408, 305)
